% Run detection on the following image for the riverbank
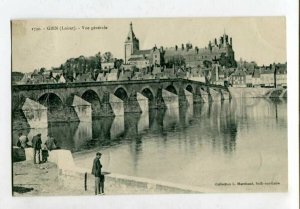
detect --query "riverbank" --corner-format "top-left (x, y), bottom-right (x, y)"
top-left (228, 87), bottom-right (287, 98)
top-left (13, 161), bottom-right (170, 196)
top-left (13, 148), bottom-right (202, 196)
top-left (13, 161), bottom-right (70, 196)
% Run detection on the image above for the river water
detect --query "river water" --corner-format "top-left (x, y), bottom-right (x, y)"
top-left (13, 98), bottom-right (287, 192)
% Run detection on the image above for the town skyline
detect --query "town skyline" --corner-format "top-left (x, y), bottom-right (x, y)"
top-left (12, 17), bottom-right (286, 73)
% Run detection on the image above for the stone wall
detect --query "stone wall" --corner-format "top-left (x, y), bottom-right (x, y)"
top-left (21, 148), bottom-right (203, 194)
top-left (229, 87), bottom-right (270, 98)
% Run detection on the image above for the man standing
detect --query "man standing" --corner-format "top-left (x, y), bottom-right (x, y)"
top-left (91, 152), bottom-right (103, 195)
top-left (32, 133), bottom-right (42, 164)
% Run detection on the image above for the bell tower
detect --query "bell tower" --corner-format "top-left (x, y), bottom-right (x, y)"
top-left (124, 22), bottom-right (139, 64)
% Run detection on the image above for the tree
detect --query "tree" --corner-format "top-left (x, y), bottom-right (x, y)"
top-left (203, 60), bottom-right (212, 68)
top-left (55, 74), bottom-right (60, 82)
top-left (114, 59), bottom-right (124, 69)
top-left (95, 52), bottom-right (102, 69)
top-left (102, 52), bottom-right (113, 63)
top-left (39, 67), bottom-right (46, 75)
top-left (12, 71), bottom-right (24, 83)
top-left (218, 52), bottom-right (236, 68)
top-left (219, 53), bottom-right (228, 67)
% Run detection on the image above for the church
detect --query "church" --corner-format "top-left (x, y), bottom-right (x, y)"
top-left (124, 22), bottom-right (236, 69)
top-left (124, 22), bottom-right (162, 69)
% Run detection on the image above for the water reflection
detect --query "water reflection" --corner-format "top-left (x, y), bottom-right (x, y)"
top-left (13, 98), bottom-right (287, 188)
top-left (13, 98), bottom-right (287, 154)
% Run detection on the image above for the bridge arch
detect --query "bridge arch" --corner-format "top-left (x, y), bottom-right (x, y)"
top-left (38, 93), bottom-right (64, 111)
top-left (141, 87), bottom-right (155, 101)
top-left (81, 89), bottom-right (101, 116)
top-left (165, 85), bottom-right (178, 95)
top-left (200, 86), bottom-right (207, 92)
top-left (185, 84), bottom-right (194, 93)
top-left (114, 86), bottom-right (129, 101)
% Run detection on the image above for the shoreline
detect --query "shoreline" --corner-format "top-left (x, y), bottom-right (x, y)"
top-left (13, 148), bottom-right (204, 196)
top-left (13, 146), bottom-right (287, 196)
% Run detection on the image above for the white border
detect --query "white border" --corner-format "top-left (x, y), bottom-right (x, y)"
top-left (0, 0), bottom-right (298, 209)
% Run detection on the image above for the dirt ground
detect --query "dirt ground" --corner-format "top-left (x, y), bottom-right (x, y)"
top-left (12, 161), bottom-right (166, 196)
top-left (13, 161), bottom-right (78, 196)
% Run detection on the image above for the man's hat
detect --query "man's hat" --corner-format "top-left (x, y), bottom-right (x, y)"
top-left (96, 152), bottom-right (102, 156)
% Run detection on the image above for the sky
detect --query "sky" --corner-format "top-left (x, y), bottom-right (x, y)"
top-left (12, 17), bottom-right (286, 73)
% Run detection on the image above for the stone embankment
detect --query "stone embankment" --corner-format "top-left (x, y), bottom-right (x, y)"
top-left (13, 147), bottom-right (203, 196)
top-left (229, 87), bottom-right (287, 99)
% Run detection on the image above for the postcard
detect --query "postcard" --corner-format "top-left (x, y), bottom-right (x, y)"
top-left (11, 17), bottom-right (287, 196)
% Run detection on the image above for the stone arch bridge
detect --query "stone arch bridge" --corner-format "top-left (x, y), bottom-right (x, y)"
top-left (12, 78), bottom-right (230, 123)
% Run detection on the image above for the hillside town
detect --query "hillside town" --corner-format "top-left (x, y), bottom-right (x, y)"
top-left (12, 23), bottom-right (287, 88)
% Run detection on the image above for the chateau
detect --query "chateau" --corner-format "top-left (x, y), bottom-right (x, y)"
top-left (124, 22), bottom-right (236, 69)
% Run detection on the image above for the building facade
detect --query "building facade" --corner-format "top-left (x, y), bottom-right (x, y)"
top-left (230, 70), bottom-right (247, 87)
top-left (124, 23), bottom-right (235, 69)
top-left (163, 33), bottom-right (236, 68)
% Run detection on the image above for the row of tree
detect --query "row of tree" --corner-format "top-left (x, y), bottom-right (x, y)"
top-left (31, 52), bottom-right (124, 82)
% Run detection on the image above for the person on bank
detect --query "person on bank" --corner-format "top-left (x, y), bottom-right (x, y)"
top-left (91, 152), bottom-right (105, 195)
top-left (45, 134), bottom-right (59, 151)
top-left (41, 143), bottom-right (49, 163)
top-left (32, 133), bottom-right (42, 164)
top-left (17, 132), bottom-right (30, 149)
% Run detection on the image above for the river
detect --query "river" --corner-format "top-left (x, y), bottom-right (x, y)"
top-left (13, 97), bottom-right (287, 192)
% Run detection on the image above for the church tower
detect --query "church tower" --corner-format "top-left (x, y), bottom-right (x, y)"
top-left (124, 22), bottom-right (140, 64)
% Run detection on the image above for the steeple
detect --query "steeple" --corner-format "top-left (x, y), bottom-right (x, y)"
top-left (124, 22), bottom-right (140, 64)
top-left (222, 28), bottom-right (228, 46)
top-left (125, 22), bottom-right (138, 42)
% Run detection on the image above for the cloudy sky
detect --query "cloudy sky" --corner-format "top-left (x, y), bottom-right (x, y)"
top-left (12, 17), bottom-right (286, 72)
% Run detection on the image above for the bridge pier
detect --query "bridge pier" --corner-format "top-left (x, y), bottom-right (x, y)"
top-left (124, 93), bottom-right (142, 113)
top-left (221, 89), bottom-right (230, 100)
top-left (209, 89), bottom-right (223, 102)
top-left (136, 93), bottom-right (149, 113)
top-left (71, 95), bottom-right (92, 122)
top-left (22, 98), bottom-right (48, 129)
top-left (109, 93), bottom-right (124, 116)
top-left (178, 88), bottom-right (193, 107)
top-left (124, 113), bottom-right (141, 138)
top-left (154, 88), bottom-right (167, 109)
top-left (110, 115), bottom-right (125, 139)
top-left (162, 89), bottom-right (179, 109)
top-left (138, 109), bottom-right (149, 133)
top-left (193, 87), bottom-right (205, 103)
top-left (184, 89), bottom-right (193, 106)
top-left (199, 89), bottom-right (210, 103)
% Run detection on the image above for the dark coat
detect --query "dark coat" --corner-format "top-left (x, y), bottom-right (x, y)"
top-left (32, 135), bottom-right (42, 149)
top-left (91, 157), bottom-right (102, 177)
